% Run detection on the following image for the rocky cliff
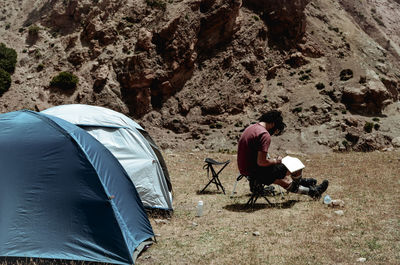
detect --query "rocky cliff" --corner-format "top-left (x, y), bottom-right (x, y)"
top-left (1, 0), bottom-right (400, 153)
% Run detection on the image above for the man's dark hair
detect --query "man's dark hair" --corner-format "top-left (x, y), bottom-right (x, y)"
top-left (259, 110), bottom-right (286, 135)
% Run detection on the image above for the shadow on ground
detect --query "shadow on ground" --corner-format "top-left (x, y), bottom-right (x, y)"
top-left (196, 189), bottom-right (225, 195)
top-left (223, 199), bottom-right (299, 212)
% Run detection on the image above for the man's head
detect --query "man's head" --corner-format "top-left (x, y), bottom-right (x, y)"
top-left (259, 110), bottom-right (286, 135)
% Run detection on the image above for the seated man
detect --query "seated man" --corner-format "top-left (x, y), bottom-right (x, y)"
top-left (237, 110), bottom-right (329, 198)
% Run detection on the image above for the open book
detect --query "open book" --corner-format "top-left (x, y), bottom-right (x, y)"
top-left (281, 156), bottom-right (305, 173)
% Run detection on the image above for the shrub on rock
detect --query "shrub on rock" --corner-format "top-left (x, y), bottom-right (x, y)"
top-left (50, 71), bottom-right (79, 90)
top-left (0, 43), bottom-right (17, 73)
top-left (0, 68), bottom-right (11, 95)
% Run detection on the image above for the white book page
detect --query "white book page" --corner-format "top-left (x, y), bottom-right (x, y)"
top-left (281, 156), bottom-right (305, 173)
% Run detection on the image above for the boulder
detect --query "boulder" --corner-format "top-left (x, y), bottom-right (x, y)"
top-left (285, 52), bottom-right (309, 68)
top-left (92, 65), bottom-right (109, 93)
top-left (341, 80), bottom-right (391, 114)
top-left (392, 137), bottom-right (400, 148)
top-left (136, 28), bottom-right (154, 51)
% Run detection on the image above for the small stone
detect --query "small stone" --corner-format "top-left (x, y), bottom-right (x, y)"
top-left (192, 222), bottom-right (198, 226)
top-left (334, 210), bottom-right (344, 216)
top-left (392, 137), bottom-right (400, 147)
top-left (154, 219), bottom-right (169, 224)
top-left (252, 231), bottom-right (260, 236)
top-left (357, 257), bottom-right (366, 262)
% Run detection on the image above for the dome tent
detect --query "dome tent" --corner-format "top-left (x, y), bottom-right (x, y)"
top-left (42, 104), bottom-right (173, 210)
top-left (0, 110), bottom-right (154, 265)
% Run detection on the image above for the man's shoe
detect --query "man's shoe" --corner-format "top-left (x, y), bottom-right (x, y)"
top-left (308, 180), bottom-right (329, 199)
top-left (299, 178), bottom-right (317, 187)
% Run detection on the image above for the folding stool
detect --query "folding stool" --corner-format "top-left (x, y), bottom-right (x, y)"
top-left (200, 158), bottom-right (230, 194)
top-left (231, 174), bottom-right (284, 207)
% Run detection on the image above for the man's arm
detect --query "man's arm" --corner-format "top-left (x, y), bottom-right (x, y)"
top-left (257, 151), bottom-right (282, 167)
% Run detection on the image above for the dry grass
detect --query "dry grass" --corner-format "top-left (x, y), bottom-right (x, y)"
top-left (140, 150), bottom-right (400, 265)
top-left (1, 151), bottom-right (399, 265)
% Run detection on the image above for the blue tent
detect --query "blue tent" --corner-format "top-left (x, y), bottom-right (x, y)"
top-left (0, 110), bottom-right (154, 265)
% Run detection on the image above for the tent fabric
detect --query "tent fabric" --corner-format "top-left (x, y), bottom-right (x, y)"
top-left (42, 104), bottom-right (173, 210)
top-left (0, 110), bottom-right (154, 265)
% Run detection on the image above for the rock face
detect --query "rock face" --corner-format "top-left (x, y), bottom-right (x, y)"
top-left (115, 0), bottom-right (242, 117)
top-left (244, 0), bottom-right (310, 47)
top-left (1, 0), bottom-right (400, 153)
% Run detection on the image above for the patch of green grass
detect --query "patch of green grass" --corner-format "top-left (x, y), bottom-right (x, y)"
top-left (367, 237), bottom-right (382, 251)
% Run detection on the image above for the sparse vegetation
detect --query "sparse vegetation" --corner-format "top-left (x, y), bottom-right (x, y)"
top-left (0, 43), bottom-right (17, 73)
top-left (299, 74), bottom-right (310, 81)
top-left (364, 122), bottom-right (374, 133)
top-left (209, 122), bottom-right (223, 129)
top-left (373, 15), bottom-right (385, 27)
top-left (234, 121), bottom-right (243, 127)
top-left (292, 107), bottom-right (302, 113)
top-left (145, 0), bottom-right (167, 10)
top-left (315, 82), bottom-right (325, 90)
top-left (0, 68), bottom-right (11, 95)
top-left (37, 63), bottom-right (44, 72)
top-left (340, 69), bottom-right (353, 81)
top-left (33, 49), bottom-right (42, 59)
top-left (50, 72), bottom-right (79, 90)
top-left (28, 24), bottom-right (40, 37)
top-left (0, 43), bottom-right (17, 95)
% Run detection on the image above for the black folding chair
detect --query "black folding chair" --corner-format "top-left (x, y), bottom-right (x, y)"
top-left (201, 158), bottom-right (230, 194)
top-left (231, 174), bottom-right (281, 207)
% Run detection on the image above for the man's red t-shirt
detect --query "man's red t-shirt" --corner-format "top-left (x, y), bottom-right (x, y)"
top-left (237, 123), bottom-right (271, 176)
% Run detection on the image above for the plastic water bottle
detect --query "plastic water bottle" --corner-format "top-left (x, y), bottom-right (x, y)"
top-left (196, 200), bottom-right (203, 217)
top-left (323, 195), bottom-right (332, 205)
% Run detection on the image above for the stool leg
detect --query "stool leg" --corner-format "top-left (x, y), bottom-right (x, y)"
top-left (210, 166), bottom-right (225, 194)
top-left (231, 180), bottom-right (239, 197)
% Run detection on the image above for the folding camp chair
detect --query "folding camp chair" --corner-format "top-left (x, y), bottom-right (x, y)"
top-left (201, 158), bottom-right (230, 194)
top-left (231, 174), bottom-right (284, 207)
